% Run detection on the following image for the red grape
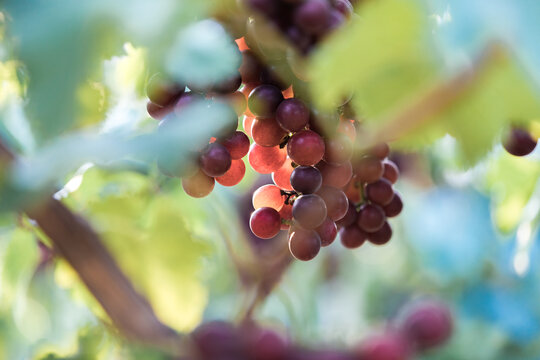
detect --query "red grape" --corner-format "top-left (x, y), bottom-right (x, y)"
top-left (382, 160), bottom-right (400, 184)
top-left (253, 184), bottom-right (285, 211)
top-left (294, 0), bottom-right (331, 35)
top-left (147, 101), bottom-right (171, 120)
top-left (243, 116), bottom-right (256, 138)
top-left (239, 49), bottom-right (263, 85)
top-left (336, 202), bottom-right (358, 228)
top-left (291, 166), bottom-right (323, 194)
top-left (219, 131), bottom-right (250, 160)
top-left (353, 156), bottom-right (384, 183)
top-left (146, 74), bottom-right (184, 107)
top-left (249, 143), bottom-right (287, 174)
top-left (316, 217), bottom-right (338, 247)
top-left (289, 227), bottom-right (321, 261)
top-left (292, 194), bottom-right (327, 229)
top-left (357, 204), bottom-right (385, 232)
top-left (397, 300), bottom-right (453, 351)
top-left (337, 119), bottom-right (356, 142)
top-left (354, 331), bottom-right (411, 360)
top-left (252, 117), bottom-right (288, 147)
top-left (216, 159), bottom-right (246, 186)
top-left (200, 143), bottom-right (232, 177)
top-left (318, 161), bottom-right (353, 188)
top-left (288, 130), bottom-right (325, 166)
top-left (276, 98), bottom-right (310, 132)
top-left (503, 126), bottom-right (537, 156)
top-left (248, 85), bottom-right (284, 118)
top-left (250, 207), bottom-right (282, 239)
top-left (365, 178), bottom-right (394, 206)
top-left (367, 222), bottom-right (392, 245)
top-left (324, 135), bottom-right (352, 164)
top-left (317, 186), bottom-right (349, 221)
top-left (272, 157), bottom-right (294, 191)
top-left (366, 142), bottom-right (390, 160)
top-left (182, 169), bottom-right (215, 198)
top-left (339, 224), bottom-right (367, 249)
top-left (384, 192), bottom-right (403, 218)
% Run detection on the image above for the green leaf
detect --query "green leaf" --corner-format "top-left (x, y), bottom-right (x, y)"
top-left (308, 0), bottom-right (438, 114)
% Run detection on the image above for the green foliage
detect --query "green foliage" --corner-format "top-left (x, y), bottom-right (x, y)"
top-left (309, 0), bottom-right (540, 166)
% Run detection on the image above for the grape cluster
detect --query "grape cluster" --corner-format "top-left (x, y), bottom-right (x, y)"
top-left (147, 1), bottom-right (403, 261)
top-left (245, 0), bottom-right (354, 54)
top-left (188, 299), bottom-right (452, 360)
top-left (502, 126), bottom-right (537, 157)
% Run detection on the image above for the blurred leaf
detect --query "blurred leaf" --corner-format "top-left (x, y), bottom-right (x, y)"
top-left (485, 152), bottom-right (540, 232)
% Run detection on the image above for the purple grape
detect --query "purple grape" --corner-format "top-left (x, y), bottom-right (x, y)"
top-left (289, 227), bottom-right (322, 261)
top-left (317, 186), bottom-right (349, 221)
top-left (503, 126), bottom-right (537, 156)
top-left (316, 217), bottom-right (338, 246)
top-left (248, 85), bottom-right (284, 118)
top-left (367, 221), bottom-right (392, 245)
top-left (200, 142), bottom-right (232, 177)
top-left (336, 202), bottom-right (358, 228)
top-left (365, 178), bottom-right (394, 206)
top-left (294, 0), bottom-right (331, 35)
top-left (339, 224), bottom-right (367, 249)
top-left (292, 194), bottom-right (327, 229)
top-left (384, 192), bottom-right (403, 217)
top-left (357, 204), bottom-right (385, 232)
top-left (276, 98), bottom-right (310, 132)
top-left (290, 166), bottom-right (323, 194)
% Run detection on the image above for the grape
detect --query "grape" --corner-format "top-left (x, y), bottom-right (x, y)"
top-left (382, 160), bottom-right (400, 184)
top-left (365, 178), bottom-right (394, 206)
top-left (243, 326), bottom-right (289, 360)
top-left (366, 142), bottom-right (390, 159)
top-left (503, 126), bottom-right (537, 156)
top-left (339, 224), bottom-right (367, 249)
top-left (325, 9), bottom-right (345, 33)
top-left (343, 178), bottom-right (361, 203)
top-left (336, 202), bottom-right (358, 228)
top-left (357, 204), bottom-right (385, 232)
top-left (212, 72), bottom-right (242, 94)
top-left (174, 91), bottom-right (204, 114)
top-left (397, 300), bottom-right (453, 351)
top-left (353, 156), bottom-right (384, 183)
top-left (219, 131), bottom-right (250, 160)
top-left (239, 49), bottom-right (263, 85)
top-left (294, 0), bottom-right (331, 35)
top-left (252, 117), bottom-right (288, 147)
top-left (334, 0), bottom-right (353, 18)
top-left (243, 116), bottom-right (256, 138)
top-left (260, 66), bottom-right (290, 91)
top-left (384, 192), bottom-right (403, 217)
top-left (200, 143), bottom-right (232, 177)
top-left (276, 98), bottom-right (310, 132)
top-left (247, 0), bottom-right (279, 16)
top-left (146, 74), bottom-right (184, 107)
top-left (316, 217), bottom-right (338, 247)
top-left (354, 332), bottom-right (411, 360)
top-left (248, 143), bottom-right (287, 174)
top-left (285, 26), bottom-right (314, 54)
top-left (279, 203), bottom-right (294, 230)
top-left (288, 130), bottom-right (325, 166)
top-left (324, 135), bottom-right (353, 164)
top-left (182, 169), bottom-right (215, 198)
top-left (147, 101), bottom-right (171, 120)
top-left (191, 321), bottom-right (242, 358)
top-left (290, 166), bottom-right (323, 194)
top-left (316, 186), bottom-right (348, 221)
top-left (248, 85), bottom-right (284, 118)
top-left (292, 194), bottom-right (327, 229)
top-left (272, 157), bottom-right (294, 191)
top-left (309, 111), bottom-right (340, 137)
top-left (318, 161), bottom-right (352, 188)
top-left (216, 159), bottom-right (246, 186)
top-left (337, 119), bottom-right (356, 141)
top-left (289, 227), bottom-right (321, 261)
top-left (226, 91), bottom-right (248, 116)
top-left (367, 221), bottom-right (392, 245)
top-left (250, 207), bottom-right (282, 239)
top-left (253, 184), bottom-right (285, 211)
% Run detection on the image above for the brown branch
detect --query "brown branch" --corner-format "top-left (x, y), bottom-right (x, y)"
top-left (0, 141), bottom-right (185, 354)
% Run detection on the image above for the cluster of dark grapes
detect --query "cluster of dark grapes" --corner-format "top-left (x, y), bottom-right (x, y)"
top-left (503, 126), bottom-right (537, 157)
top-left (246, 0), bottom-right (355, 54)
top-left (188, 299), bottom-right (452, 360)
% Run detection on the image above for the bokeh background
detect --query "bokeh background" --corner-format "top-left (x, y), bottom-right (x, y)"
top-left (1, 0), bottom-right (540, 359)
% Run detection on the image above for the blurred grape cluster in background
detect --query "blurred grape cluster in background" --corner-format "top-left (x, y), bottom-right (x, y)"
top-left (1, 0), bottom-right (540, 359)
